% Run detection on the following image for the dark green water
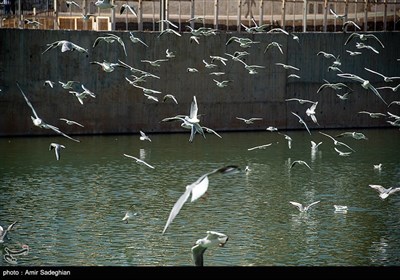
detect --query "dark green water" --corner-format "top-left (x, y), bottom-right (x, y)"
top-left (0, 128), bottom-right (399, 266)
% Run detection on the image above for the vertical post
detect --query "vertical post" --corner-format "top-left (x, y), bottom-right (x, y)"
top-left (138, 0), bottom-right (143, 31)
top-left (190, 0), bottom-right (195, 29)
top-left (303, 0), bottom-right (307, 32)
top-left (83, 0), bottom-right (88, 30)
top-left (237, 0), bottom-right (242, 32)
top-left (259, 0), bottom-right (264, 27)
top-left (344, 0), bottom-right (349, 23)
top-left (158, 0), bottom-right (165, 32)
top-left (214, 0), bottom-right (219, 30)
top-left (364, 0), bottom-right (368, 31)
top-left (125, 0), bottom-right (128, 30)
top-left (53, 0), bottom-right (58, 30)
top-left (323, 0), bottom-right (328, 32)
top-left (383, 0), bottom-right (387, 31)
top-left (281, 0), bottom-right (286, 29)
top-left (165, 0), bottom-right (169, 24)
top-left (111, 0), bottom-right (115, 30)
top-left (18, 0), bottom-right (22, 28)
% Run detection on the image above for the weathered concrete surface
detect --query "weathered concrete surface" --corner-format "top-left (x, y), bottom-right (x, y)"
top-left (0, 29), bottom-right (399, 137)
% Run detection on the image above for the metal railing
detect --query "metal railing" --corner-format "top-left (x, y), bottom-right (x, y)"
top-left (1, 0), bottom-right (399, 31)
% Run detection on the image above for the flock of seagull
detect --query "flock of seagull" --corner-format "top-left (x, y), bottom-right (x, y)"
top-left (2, 1), bottom-right (400, 266)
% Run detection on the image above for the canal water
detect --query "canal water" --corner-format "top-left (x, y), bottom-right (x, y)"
top-left (0, 128), bottom-right (399, 266)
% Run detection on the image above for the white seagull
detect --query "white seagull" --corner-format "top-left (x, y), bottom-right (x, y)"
top-left (369, 184), bottom-right (400, 200)
top-left (93, 33), bottom-right (127, 56)
top-left (120, 3), bottom-right (137, 16)
top-left (94, 0), bottom-right (116, 9)
top-left (42, 40), bottom-right (88, 54)
top-left (364, 67), bottom-right (400, 83)
top-left (319, 131), bottom-right (355, 152)
top-left (139, 130), bottom-right (151, 142)
top-left (290, 201), bottom-right (320, 213)
top-left (59, 118), bottom-right (84, 127)
top-left (291, 112), bottom-right (311, 135)
top-left (247, 143), bottom-right (273, 151)
top-left (0, 221), bottom-right (17, 243)
top-left (129, 32), bottom-right (148, 47)
top-left (236, 117), bottom-right (263, 124)
top-left (290, 160), bottom-right (312, 170)
top-left (16, 82), bottom-right (80, 143)
top-left (191, 231), bottom-right (229, 266)
top-left (337, 73), bottom-right (387, 105)
top-left (162, 166), bottom-right (240, 234)
top-left (49, 143), bottom-right (65, 161)
top-left (123, 153), bottom-right (155, 169)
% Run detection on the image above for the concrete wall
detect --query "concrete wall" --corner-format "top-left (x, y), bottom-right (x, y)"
top-left (0, 29), bottom-right (399, 137)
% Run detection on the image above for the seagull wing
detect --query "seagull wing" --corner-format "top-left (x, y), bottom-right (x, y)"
top-left (206, 231), bottom-right (229, 245)
top-left (191, 243), bottom-right (207, 266)
top-left (369, 184), bottom-right (387, 194)
top-left (389, 187), bottom-right (400, 195)
top-left (189, 174), bottom-right (209, 202)
top-left (6, 221), bottom-right (17, 232)
top-left (189, 96), bottom-right (199, 120)
top-left (16, 82), bottom-right (40, 119)
top-left (162, 185), bottom-right (192, 234)
top-left (306, 200), bottom-right (320, 210)
top-left (289, 201), bottom-right (303, 211)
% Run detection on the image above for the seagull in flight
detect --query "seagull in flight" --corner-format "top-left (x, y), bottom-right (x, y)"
top-left (355, 42), bottom-right (380, 54)
top-left (291, 112), bottom-right (311, 135)
top-left (129, 32), bottom-right (148, 47)
top-left (364, 67), bottom-right (400, 83)
top-left (236, 117), bottom-right (263, 124)
top-left (319, 131), bottom-right (355, 152)
top-left (0, 221), bottom-right (17, 243)
top-left (335, 131), bottom-right (368, 140)
top-left (191, 231), bottom-right (229, 266)
top-left (123, 154), bottom-right (154, 169)
top-left (369, 184), bottom-right (400, 200)
top-left (139, 130), bottom-right (151, 142)
top-left (93, 33), bottom-right (127, 56)
top-left (163, 94), bottom-right (178, 104)
top-left (337, 73), bottom-right (387, 105)
top-left (278, 132), bottom-right (292, 149)
top-left (264, 42), bottom-right (284, 54)
top-left (275, 63), bottom-right (300, 71)
top-left (358, 111), bottom-right (386, 118)
top-left (202, 126), bottom-right (222, 138)
top-left (66, 1), bottom-right (80, 9)
top-left (94, 0), bottom-right (116, 9)
top-left (334, 147), bottom-right (352, 156)
top-left (141, 59), bottom-right (169, 67)
top-left (329, 8), bottom-right (347, 19)
top-left (162, 165), bottom-right (240, 234)
top-left (120, 3), bottom-right (137, 16)
top-left (377, 84), bottom-right (400, 92)
top-left (306, 102), bottom-right (319, 125)
top-left (285, 98), bottom-right (316, 105)
top-left (16, 82), bottom-right (80, 143)
top-left (317, 80), bottom-right (352, 93)
top-left (290, 201), bottom-right (320, 213)
top-left (247, 143), bottom-right (273, 151)
top-left (59, 118), bottom-right (84, 127)
top-left (344, 33), bottom-right (385, 48)
top-left (290, 160), bottom-right (312, 170)
top-left (122, 204), bottom-right (138, 224)
top-left (49, 143), bottom-right (65, 161)
top-left (317, 51), bottom-right (338, 60)
top-left (42, 40), bottom-right (88, 54)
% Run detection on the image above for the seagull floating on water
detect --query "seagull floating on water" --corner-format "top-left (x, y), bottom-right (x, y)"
top-left (191, 231), bottom-right (229, 266)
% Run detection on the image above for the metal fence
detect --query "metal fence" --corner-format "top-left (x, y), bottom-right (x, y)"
top-left (1, 0), bottom-right (399, 32)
